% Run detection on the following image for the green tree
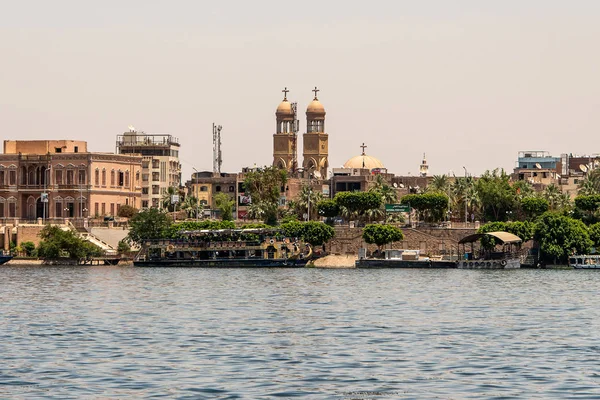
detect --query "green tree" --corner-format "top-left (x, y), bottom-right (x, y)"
top-left (574, 195), bottom-right (600, 224)
top-left (295, 184), bottom-right (323, 221)
top-left (117, 204), bottom-right (138, 218)
top-left (214, 193), bottom-right (235, 221)
top-left (521, 197), bottom-right (549, 221)
top-left (362, 224), bottom-right (404, 250)
top-left (588, 222), bottom-right (600, 250)
top-left (117, 240), bottom-right (131, 253)
top-left (476, 169), bottom-right (516, 221)
top-left (534, 212), bottom-right (593, 264)
top-left (127, 208), bottom-right (172, 244)
top-left (161, 186), bottom-right (180, 212)
top-left (37, 225), bottom-right (102, 260)
top-left (370, 175), bottom-right (398, 204)
top-left (428, 174), bottom-right (450, 194)
top-left (317, 199), bottom-right (339, 224)
top-left (20, 241), bottom-right (36, 257)
top-left (280, 220), bottom-right (335, 246)
top-left (243, 166), bottom-right (287, 225)
top-left (578, 168), bottom-right (600, 195)
top-left (334, 191), bottom-right (382, 222)
top-left (400, 193), bottom-right (449, 223)
top-left (180, 195), bottom-right (201, 219)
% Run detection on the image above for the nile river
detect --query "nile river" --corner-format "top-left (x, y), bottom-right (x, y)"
top-left (2, 266), bottom-right (600, 399)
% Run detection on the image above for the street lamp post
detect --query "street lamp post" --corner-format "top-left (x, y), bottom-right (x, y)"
top-left (462, 166), bottom-right (468, 225)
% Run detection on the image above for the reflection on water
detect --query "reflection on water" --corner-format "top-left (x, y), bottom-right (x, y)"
top-left (2, 266), bottom-right (600, 398)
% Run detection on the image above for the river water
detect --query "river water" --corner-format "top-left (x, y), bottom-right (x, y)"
top-left (2, 266), bottom-right (600, 399)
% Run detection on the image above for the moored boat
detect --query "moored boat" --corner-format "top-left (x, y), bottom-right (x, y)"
top-left (0, 254), bottom-right (13, 265)
top-left (133, 228), bottom-right (312, 267)
top-left (569, 255), bottom-right (600, 269)
top-left (457, 231), bottom-right (522, 269)
top-left (356, 249), bottom-right (456, 268)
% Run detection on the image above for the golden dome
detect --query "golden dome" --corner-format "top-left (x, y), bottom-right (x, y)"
top-left (276, 100), bottom-right (293, 116)
top-left (306, 99), bottom-right (325, 114)
top-left (343, 154), bottom-right (385, 170)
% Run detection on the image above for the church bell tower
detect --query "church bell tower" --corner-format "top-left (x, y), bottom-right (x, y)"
top-left (273, 87), bottom-right (299, 173)
top-left (302, 86), bottom-right (328, 179)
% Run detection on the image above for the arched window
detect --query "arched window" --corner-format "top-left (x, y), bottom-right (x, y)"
top-left (125, 171), bottom-right (130, 186)
top-left (110, 170), bottom-right (115, 186)
top-left (102, 169), bottom-right (106, 186)
top-left (95, 169), bottom-right (99, 186)
top-left (200, 186), bottom-right (208, 192)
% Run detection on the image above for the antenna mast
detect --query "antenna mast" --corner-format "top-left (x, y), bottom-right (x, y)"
top-left (291, 102), bottom-right (299, 173)
top-left (212, 123), bottom-right (223, 174)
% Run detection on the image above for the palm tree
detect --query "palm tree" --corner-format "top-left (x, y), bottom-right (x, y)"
top-left (369, 175), bottom-right (397, 204)
top-left (543, 184), bottom-right (563, 211)
top-left (180, 195), bottom-right (200, 219)
top-left (161, 186), bottom-right (179, 212)
top-left (295, 184), bottom-right (323, 220)
top-left (428, 174), bottom-right (450, 194)
top-left (579, 169), bottom-right (600, 195)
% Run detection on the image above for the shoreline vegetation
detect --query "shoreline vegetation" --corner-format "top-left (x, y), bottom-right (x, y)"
top-left (6, 167), bottom-right (600, 267)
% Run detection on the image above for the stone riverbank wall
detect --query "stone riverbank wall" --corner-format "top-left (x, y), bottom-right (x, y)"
top-left (327, 226), bottom-right (478, 257)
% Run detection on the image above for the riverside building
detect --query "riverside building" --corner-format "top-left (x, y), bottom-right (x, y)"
top-left (0, 140), bottom-right (142, 221)
top-left (116, 128), bottom-right (182, 209)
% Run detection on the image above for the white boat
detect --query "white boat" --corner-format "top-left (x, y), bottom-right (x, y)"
top-left (569, 255), bottom-right (600, 269)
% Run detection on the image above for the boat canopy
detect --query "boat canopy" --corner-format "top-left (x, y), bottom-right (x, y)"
top-left (179, 228), bottom-right (282, 236)
top-left (458, 231), bottom-right (522, 245)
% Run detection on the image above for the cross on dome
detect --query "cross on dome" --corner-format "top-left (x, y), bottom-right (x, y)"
top-left (312, 86), bottom-right (320, 100)
top-left (282, 87), bottom-right (289, 100)
top-left (360, 142), bottom-right (367, 155)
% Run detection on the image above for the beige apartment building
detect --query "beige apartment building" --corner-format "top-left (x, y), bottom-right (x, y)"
top-left (0, 140), bottom-right (142, 220)
top-left (116, 129), bottom-right (181, 209)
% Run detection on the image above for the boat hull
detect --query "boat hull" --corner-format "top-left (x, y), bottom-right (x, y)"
top-left (356, 259), bottom-right (456, 268)
top-left (133, 258), bottom-right (310, 268)
top-left (457, 258), bottom-right (520, 269)
top-left (0, 255), bottom-right (13, 265)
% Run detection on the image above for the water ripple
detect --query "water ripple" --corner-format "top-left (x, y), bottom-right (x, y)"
top-left (2, 267), bottom-right (600, 398)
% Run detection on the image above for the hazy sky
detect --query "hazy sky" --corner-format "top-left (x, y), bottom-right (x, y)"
top-left (2, 1), bottom-right (599, 180)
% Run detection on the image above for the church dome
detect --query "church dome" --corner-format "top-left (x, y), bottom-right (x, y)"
top-left (306, 99), bottom-right (325, 115)
top-left (276, 100), bottom-right (293, 116)
top-left (344, 154), bottom-right (385, 170)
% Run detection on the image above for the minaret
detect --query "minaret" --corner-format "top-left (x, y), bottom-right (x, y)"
top-left (302, 86), bottom-right (328, 179)
top-left (273, 87), bottom-right (298, 173)
top-left (419, 153), bottom-right (429, 177)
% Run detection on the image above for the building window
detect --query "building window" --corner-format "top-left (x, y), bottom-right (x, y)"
top-left (56, 170), bottom-right (63, 185)
top-left (118, 171), bottom-right (124, 186)
top-left (125, 171), bottom-right (129, 187)
top-left (78, 170), bottom-right (86, 185)
top-left (74, 146), bottom-right (78, 153)
top-left (9, 170), bottom-right (16, 185)
top-left (101, 203), bottom-right (106, 215)
top-left (0, 171), bottom-right (4, 186)
top-left (142, 187), bottom-right (149, 195)
top-left (110, 203), bottom-right (115, 216)
top-left (216, 186), bottom-right (221, 192)
top-left (142, 200), bottom-right (149, 208)
top-left (0, 202), bottom-right (4, 217)
top-left (95, 169), bottom-right (99, 186)
top-left (55, 147), bottom-right (62, 153)
top-left (136, 171), bottom-right (140, 182)
top-left (56, 202), bottom-right (63, 218)
top-left (229, 186), bottom-right (234, 192)
top-left (95, 202), bottom-right (99, 216)
top-left (200, 186), bottom-right (208, 192)
top-left (8, 202), bottom-right (16, 217)
top-left (102, 169), bottom-right (106, 186)
top-left (66, 170), bottom-right (74, 185)
top-left (111, 170), bottom-right (115, 186)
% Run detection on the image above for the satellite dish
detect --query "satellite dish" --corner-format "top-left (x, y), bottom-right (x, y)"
top-left (535, 163), bottom-right (542, 169)
top-left (556, 174), bottom-right (561, 179)
top-left (393, 183), bottom-right (398, 188)
top-left (313, 170), bottom-right (322, 179)
top-left (580, 164), bottom-right (588, 172)
top-left (399, 183), bottom-right (405, 188)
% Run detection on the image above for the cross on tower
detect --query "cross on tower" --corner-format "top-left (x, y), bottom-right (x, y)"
top-left (282, 87), bottom-right (289, 100)
top-left (312, 86), bottom-right (320, 100)
top-left (360, 142), bottom-right (367, 155)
